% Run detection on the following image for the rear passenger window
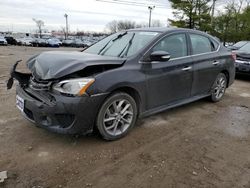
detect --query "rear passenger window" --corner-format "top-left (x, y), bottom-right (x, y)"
top-left (153, 34), bottom-right (187, 59)
top-left (190, 34), bottom-right (214, 55)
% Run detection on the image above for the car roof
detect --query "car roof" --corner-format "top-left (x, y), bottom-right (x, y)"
top-left (128, 27), bottom-right (177, 33)
top-left (128, 27), bottom-right (220, 43)
top-left (128, 27), bottom-right (204, 34)
top-left (130, 27), bottom-right (218, 38)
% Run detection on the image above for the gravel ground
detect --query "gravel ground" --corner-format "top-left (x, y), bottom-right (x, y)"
top-left (0, 46), bottom-right (250, 188)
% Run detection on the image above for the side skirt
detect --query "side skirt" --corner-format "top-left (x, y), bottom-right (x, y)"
top-left (140, 94), bottom-right (211, 118)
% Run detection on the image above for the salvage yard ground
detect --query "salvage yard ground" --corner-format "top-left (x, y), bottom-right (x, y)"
top-left (0, 46), bottom-right (250, 188)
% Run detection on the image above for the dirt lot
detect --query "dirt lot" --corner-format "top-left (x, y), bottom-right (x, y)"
top-left (0, 46), bottom-right (250, 188)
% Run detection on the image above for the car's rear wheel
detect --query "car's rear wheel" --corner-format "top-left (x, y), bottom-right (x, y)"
top-left (96, 92), bottom-right (137, 141)
top-left (210, 73), bottom-right (227, 102)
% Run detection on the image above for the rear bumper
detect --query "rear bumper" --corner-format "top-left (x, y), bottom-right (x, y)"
top-left (16, 85), bottom-right (108, 135)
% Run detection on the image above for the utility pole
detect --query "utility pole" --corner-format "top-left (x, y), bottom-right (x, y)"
top-left (211, 0), bottom-right (216, 28)
top-left (148, 6), bottom-right (155, 27)
top-left (64, 13), bottom-right (68, 39)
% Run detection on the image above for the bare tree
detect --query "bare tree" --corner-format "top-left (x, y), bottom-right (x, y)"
top-left (32, 18), bottom-right (44, 38)
top-left (106, 20), bottom-right (118, 33)
top-left (136, 22), bottom-right (148, 28)
top-left (136, 20), bottom-right (163, 28)
top-left (151, 20), bottom-right (163, 27)
top-left (117, 20), bottom-right (136, 31)
top-left (106, 20), bottom-right (136, 33)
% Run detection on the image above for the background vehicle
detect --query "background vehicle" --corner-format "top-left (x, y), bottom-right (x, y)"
top-left (234, 41), bottom-right (250, 74)
top-left (62, 39), bottom-right (74, 47)
top-left (8, 28), bottom-right (235, 140)
top-left (227, 41), bottom-right (248, 50)
top-left (72, 39), bottom-right (85, 48)
top-left (16, 38), bottom-right (23, 46)
top-left (47, 38), bottom-right (61, 47)
top-left (83, 40), bottom-right (94, 47)
top-left (16, 37), bottom-right (33, 46)
top-left (5, 36), bottom-right (17, 45)
top-left (0, 36), bottom-right (8, 45)
top-left (31, 38), bottom-right (48, 47)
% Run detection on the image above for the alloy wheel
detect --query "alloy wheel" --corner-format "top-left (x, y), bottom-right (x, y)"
top-left (103, 99), bottom-right (134, 136)
top-left (213, 75), bottom-right (227, 100)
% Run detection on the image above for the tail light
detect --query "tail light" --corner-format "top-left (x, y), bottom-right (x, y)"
top-left (231, 52), bottom-right (237, 61)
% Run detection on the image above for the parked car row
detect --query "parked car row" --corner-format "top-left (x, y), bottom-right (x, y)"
top-left (227, 41), bottom-right (250, 74)
top-left (0, 36), bottom-right (96, 48)
top-left (31, 38), bottom-right (63, 47)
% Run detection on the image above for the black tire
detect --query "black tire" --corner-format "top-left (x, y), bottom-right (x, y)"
top-left (210, 73), bottom-right (227, 102)
top-left (96, 92), bottom-right (137, 141)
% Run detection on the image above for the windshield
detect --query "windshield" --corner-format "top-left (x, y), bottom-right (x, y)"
top-left (84, 31), bottom-right (159, 57)
top-left (239, 42), bottom-right (250, 52)
top-left (233, 41), bottom-right (247, 48)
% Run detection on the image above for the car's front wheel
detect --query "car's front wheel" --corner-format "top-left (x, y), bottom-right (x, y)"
top-left (96, 92), bottom-right (137, 141)
top-left (210, 73), bottom-right (228, 102)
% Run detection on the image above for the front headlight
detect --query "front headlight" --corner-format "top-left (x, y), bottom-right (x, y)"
top-left (53, 78), bottom-right (95, 96)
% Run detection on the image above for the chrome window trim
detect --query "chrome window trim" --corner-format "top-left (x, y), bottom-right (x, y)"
top-left (139, 32), bottom-right (221, 64)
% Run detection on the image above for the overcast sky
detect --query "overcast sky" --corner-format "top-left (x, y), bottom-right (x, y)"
top-left (0, 0), bottom-right (174, 33)
top-left (0, 0), bottom-right (236, 33)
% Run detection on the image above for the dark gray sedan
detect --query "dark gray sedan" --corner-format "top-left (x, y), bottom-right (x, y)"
top-left (8, 28), bottom-right (235, 140)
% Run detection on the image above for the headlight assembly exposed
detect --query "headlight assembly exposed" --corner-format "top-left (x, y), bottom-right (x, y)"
top-left (53, 78), bottom-right (95, 96)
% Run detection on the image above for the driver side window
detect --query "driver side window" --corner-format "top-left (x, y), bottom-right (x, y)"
top-left (152, 34), bottom-right (188, 59)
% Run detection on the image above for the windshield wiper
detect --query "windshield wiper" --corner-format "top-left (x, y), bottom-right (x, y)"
top-left (118, 33), bottom-right (135, 58)
top-left (98, 31), bottom-right (128, 55)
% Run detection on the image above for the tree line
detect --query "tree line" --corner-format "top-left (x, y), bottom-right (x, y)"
top-left (106, 20), bottom-right (163, 33)
top-left (168, 0), bottom-right (250, 43)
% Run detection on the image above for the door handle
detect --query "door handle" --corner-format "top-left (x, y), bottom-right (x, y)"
top-left (182, 66), bottom-right (192, 71)
top-left (213, 61), bottom-right (220, 65)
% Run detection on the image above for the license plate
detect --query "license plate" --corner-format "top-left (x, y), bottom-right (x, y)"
top-left (16, 95), bottom-right (24, 112)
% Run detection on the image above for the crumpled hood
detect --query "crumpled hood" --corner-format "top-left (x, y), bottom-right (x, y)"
top-left (27, 51), bottom-right (126, 80)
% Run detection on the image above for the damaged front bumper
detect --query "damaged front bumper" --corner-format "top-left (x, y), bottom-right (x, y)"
top-left (8, 60), bottom-right (108, 134)
top-left (16, 85), bottom-right (108, 134)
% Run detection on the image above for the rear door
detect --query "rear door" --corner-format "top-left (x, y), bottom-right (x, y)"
top-left (143, 33), bottom-right (193, 109)
top-left (188, 33), bottom-right (221, 96)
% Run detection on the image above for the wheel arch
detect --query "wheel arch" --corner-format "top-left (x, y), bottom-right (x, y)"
top-left (221, 70), bottom-right (230, 87)
top-left (111, 86), bottom-right (142, 116)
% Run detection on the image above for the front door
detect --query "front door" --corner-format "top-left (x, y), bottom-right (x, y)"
top-left (143, 33), bottom-right (193, 110)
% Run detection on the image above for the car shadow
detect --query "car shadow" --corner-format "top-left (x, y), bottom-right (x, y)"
top-left (236, 73), bottom-right (250, 81)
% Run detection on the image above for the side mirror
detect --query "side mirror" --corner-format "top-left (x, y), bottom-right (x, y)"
top-left (150, 51), bottom-right (171, 62)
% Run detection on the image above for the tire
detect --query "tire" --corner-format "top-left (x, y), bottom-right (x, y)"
top-left (210, 73), bottom-right (227, 102)
top-left (96, 92), bottom-right (138, 141)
